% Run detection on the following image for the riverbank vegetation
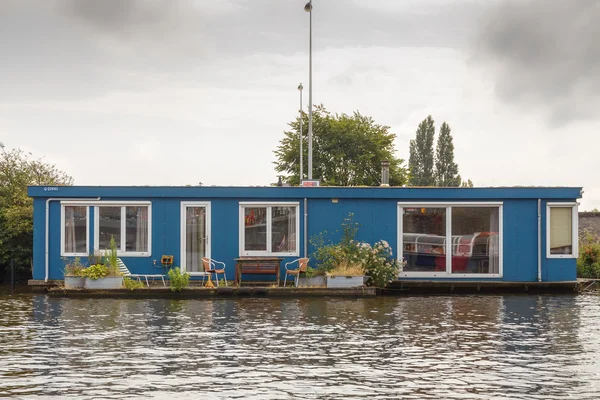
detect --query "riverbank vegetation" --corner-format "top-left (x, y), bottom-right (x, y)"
top-left (577, 232), bottom-right (600, 279)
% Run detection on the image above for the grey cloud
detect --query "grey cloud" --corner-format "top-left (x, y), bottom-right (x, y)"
top-left (0, 0), bottom-right (485, 103)
top-left (472, 0), bottom-right (600, 125)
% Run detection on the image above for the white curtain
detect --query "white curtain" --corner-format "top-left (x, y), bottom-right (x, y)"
top-left (187, 207), bottom-right (205, 273)
top-left (65, 206), bottom-right (76, 253)
top-left (135, 207), bottom-right (149, 252)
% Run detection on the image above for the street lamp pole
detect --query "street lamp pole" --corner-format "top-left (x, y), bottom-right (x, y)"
top-left (298, 83), bottom-right (303, 183)
top-left (304, 1), bottom-right (313, 180)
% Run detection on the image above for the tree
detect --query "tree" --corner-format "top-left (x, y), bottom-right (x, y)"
top-left (0, 143), bottom-right (73, 281)
top-left (461, 179), bottom-right (474, 187)
top-left (408, 115), bottom-right (436, 186)
top-left (273, 105), bottom-right (408, 186)
top-left (435, 122), bottom-right (461, 187)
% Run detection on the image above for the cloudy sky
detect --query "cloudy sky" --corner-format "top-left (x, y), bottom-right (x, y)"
top-left (1, 0), bottom-right (599, 209)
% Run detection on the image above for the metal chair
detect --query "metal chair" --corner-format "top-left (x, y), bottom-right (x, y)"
top-left (201, 257), bottom-right (227, 287)
top-left (118, 258), bottom-right (166, 287)
top-left (284, 258), bottom-right (309, 287)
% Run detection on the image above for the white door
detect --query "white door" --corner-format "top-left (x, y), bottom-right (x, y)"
top-left (180, 202), bottom-right (211, 275)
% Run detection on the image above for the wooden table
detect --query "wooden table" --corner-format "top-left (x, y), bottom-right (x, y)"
top-left (234, 257), bottom-right (283, 286)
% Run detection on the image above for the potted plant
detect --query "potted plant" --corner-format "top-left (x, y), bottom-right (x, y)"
top-left (325, 259), bottom-right (367, 288)
top-left (298, 266), bottom-right (327, 287)
top-left (82, 236), bottom-right (123, 289)
top-left (62, 256), bottom-right (86, 289)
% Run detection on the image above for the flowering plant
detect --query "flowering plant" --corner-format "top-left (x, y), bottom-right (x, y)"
top-left (310, 213), bottom-right (404, 287)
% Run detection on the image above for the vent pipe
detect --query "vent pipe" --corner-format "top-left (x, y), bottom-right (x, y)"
top-left (380, 160), bottom-right (390, 187)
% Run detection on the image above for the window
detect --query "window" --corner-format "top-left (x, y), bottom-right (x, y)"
top-left (95, 204), bottom-right (151, 256)
top-left (61, 205), bottom-right (89, 256)
top-left (240, 203), bottom-right (299, 256)
top-left (399, 203), bottom-right (503, 277)
top-left (547, 203), bottom-right (578, 258)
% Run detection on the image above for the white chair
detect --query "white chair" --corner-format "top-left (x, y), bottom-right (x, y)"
top-left (202, 258), bottom-right (227, 286)
top-left (117, 258), bottom-right (166, 287)
top-left (284, 258), bottom-right (309, 287)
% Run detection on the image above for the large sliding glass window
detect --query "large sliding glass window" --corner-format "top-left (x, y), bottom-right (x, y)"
top-left (402, 207), bottom-right (446, 272)
top-left (61, 205), bottom-right (89, 256)
top-left (451, 207), bottom-right (500, 274)
top-left (547, 203), bottom-right (577, 258)
top-left (399, 203), bottom-right (503, 277)
top-left (240, 203), bottom-right (299, 256)
top-left (95, 203), bottom-right (151, 256)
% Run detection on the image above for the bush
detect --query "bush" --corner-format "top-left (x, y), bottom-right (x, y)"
top-left (310, 213), bottom-right (404, 287)
top-left (577, 232), bottom-right (600, 279)
top-left (123, 277), bottom-right (145, 290)
top-left (62, 256), bottom-right (85, 277)
top-left (168, 267), bottom-right (190, 292)
top-left (81, 264), bottom-right (110, 280)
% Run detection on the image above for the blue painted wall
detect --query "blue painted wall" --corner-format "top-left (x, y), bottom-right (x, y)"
top-left (28, 186), bottom-right (582, 283)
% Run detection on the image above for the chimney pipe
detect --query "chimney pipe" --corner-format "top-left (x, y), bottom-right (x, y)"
top-left (380, 160), bottom-right (390, 187)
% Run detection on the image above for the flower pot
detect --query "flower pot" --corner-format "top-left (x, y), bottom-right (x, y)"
top-left (85, 276), bottom-right (123, 289)
top-left (326, 276), bottom-right (366, 288)
top-left (64, 276), bottom-right (86, 289)
top-left (298, 276), bottom-right (327, 287)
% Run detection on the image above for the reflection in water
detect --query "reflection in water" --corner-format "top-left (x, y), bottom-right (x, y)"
top-left (0, 291), bottom-right (599, 399)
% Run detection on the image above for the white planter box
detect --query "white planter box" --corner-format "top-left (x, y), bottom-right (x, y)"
top-left (298, 276), bottom-right (327, 287)
top-left (64, 276), bottom-right (85, 289)
top-left (326, 276), bottom-right (367, 288)
top-left (85, 276), bottom-right (123, 289)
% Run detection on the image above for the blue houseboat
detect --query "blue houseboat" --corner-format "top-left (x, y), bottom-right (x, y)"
top-left (27, 185), bottom-right (582, 286)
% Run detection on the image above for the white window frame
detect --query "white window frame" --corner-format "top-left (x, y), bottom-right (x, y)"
top-left (397, 202), bottom-right (503, 278)
top-left (239, 202), bottom-right (300, 257)
top-left (60, 204), bottom-right (90, 257)
top-left (92, 201), bottom-right (152, 257)
top-left (546, 202), bottom-right (578, 259)
top-left (180, 201), bottom-right (211, 276)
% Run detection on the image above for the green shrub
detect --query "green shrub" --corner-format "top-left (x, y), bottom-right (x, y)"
top-left (62, 256), bottom-right (85, 277)
top-left (310, 213), bottom-right (404, 287)
top-left (577, 232), bottom-right (600, 279)
top-left (168, 267), bottom-right (190, 292)
top-left (123, 277), bottom-right (145, 290)
top-left (81, 264), bottom-right (110, 280)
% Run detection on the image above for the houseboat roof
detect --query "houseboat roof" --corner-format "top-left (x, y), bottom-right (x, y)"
top-left (28, 185), bottom-right (583, 200)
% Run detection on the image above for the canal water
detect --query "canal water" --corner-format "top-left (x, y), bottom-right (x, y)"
top-left (1, 289), bottom-right (599, 399)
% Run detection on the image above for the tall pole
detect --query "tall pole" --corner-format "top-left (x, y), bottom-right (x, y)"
top-left (298, 83), bottom-right (303, 183)
top-left (305, 1), bottom-right (313, 180)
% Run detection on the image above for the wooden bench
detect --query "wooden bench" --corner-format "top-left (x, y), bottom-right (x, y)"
top-left (234, 257), bottom-right (283, 286)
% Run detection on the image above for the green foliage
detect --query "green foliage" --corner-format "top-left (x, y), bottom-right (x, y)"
top-left (409, 115), bottom-right (436, 186)
top-left (274, 105), bottom-right (408, 186)
top-left (62, 256), bottom-right (85, 277)
top-left (461, 179), bottom-right (474, 188)
top-left (360, 241), bottom-right (404, 288)
top-left (310, 213), bottom-right (359, 274)
top-left (123, 277), bottom-right (145, 290)
top-left (309, 213), bottom-right (403, 287)
top-left (81, 264), bottom-right (110, 280)
top-left (168, 267), bottom-right (190, 292)
top-left (87, 250), bottom-right (103, 267)
top-left (435, 122), bottom-right (461, 187)
top-left (106, 236), bottom-right (119, 276)
top-left (577, 232), bottom-right (600, 279)
top-left (0, 143), bottom-right (73, 279)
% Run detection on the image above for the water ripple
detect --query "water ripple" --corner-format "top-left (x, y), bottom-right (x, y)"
top-left (0, 291), bottom-right (599, 399)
